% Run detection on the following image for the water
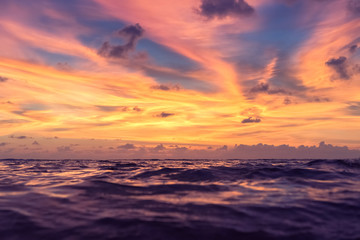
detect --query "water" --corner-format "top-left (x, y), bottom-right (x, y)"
top-left (0, 159), bottom-right (359, 240)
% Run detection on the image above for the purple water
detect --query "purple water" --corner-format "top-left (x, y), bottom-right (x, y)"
top-left (0, 159), bottom-right (359, 240)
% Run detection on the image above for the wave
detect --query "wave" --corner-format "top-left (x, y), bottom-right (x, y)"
top-left (0, 159), bottom-right (359, 239)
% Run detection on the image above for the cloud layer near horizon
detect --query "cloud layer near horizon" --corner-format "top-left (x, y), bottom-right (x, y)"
top-left (0, 0), bottom-right (360, 158)
top-left (0, 136), bottom-right (358, 159)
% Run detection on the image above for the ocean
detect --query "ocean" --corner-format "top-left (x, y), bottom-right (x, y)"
top-left (0, 159), bottom-right (359, 240)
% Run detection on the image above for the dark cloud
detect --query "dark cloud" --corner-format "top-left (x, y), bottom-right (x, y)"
top-left (98, 23), bottom-right (145, 59)
top-left (98, 42), bottom-right (124, 58)
top-left (133, 106), bottom-right (142, 112)
top-left (325, 56), bottom-right (350, 80)
top-left (117, 143), bottom-right (136, 150)
top-left (197, 0), bottom-right (255, 19)
top-left (151, 84), bottom-right (180, 91)
top-left (32, 141), bottom-right (40, 145)
top-left (283, 98), bottom-right (292, 105)
top-left (242, 117), bottom-right (261, 123)
top-left (348, 0), bottom-right (360, 16)
top-left (118, 24), bottom-right (145, 47)
top-left (349, 44), bottom-right (358, 53)
top-left (152, 84), bottom-right (170, 91)
top-left (249, 82), bottom-right (291, 95)
top-left (268, 88), bottom-right (289, 95)
top-left (0, 142), bottom-right (8, 147)
top-left (249, 82), bottom-right (269, 93)
top-left (9, 135), bottom-right (32, 139)
top-left (157, 112), bottom-right (175, 118)
top-left (309, 97), bottom-right (331, 103)
top-left (0, 76), bottom-right (9, 82)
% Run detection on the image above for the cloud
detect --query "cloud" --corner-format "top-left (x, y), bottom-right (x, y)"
top-left (56, 62), bottom-right (72, 71)
top-left (118, 24), bottom-right (145, 46)
top-left (96, 105), bottom-right (128, 112)
top-left (96, 105), bottom-right (143, 113)
top-left (308, 97), bottom-right (331, 103)
top-left (174, 146), bottom-right (188, 152)
top-left (242, 117), bottom-right (261, 123)
top-left (156, 112), bottom-right (175, 118)
top-left (349, 44), bottom-right (358, 53)
top-left (0, 76), bottom-right (9, 82)
top-left (0, 142), bottom-right (8, 147)
top-left (57, 146), bottom-right (72, 152)
top-left (22, 103), bottom-right (49, 111)
top-left (325, 55), bottom-right (360, 80)
top-left (197, 0), bottom-right (255, 19)
top-left (226, 142), bottom-right (360, 159)
top-left (98, 23), bottom-right (145, 59)
top-left (117, 143), bottom-right (136, 150)
top-left (9, 135), bottom-right (32, 139)
top-left (32, 141), bottom-right (40, 145)
top-left (48, 128), bottom-right (73, 132)
top-left (217, 145), bottom-right (228, 150)
top-left (0, 119), bottom-right (31, 124)
top-left (347, 102), bottom-right (360, 116)
top-left (325, 56), bottom-right (350, 80)
top-left (151, 84), bottom-right (180, 91)
top-left (348, 0), bottom-right (360, 16)
top-left (153, 144), bottom-right (166, 151)
top-left (249, 82), bottom-right (290, 95)
top-left (249, 82), bottom-right (269, 93)
top-left (283, 97), bottom-right (292, 105)
top-left (133, 106), bottom-right (142, 112)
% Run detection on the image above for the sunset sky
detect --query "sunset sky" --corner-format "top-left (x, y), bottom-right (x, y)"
top-left (0, 0), bottom-right (360, 159)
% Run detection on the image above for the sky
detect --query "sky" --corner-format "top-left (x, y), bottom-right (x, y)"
top-left (0, 0), bottom-right (360, 159)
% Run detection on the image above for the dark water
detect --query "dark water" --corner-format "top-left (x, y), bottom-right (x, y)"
top-left (0, 159), bottom-right (359, 240)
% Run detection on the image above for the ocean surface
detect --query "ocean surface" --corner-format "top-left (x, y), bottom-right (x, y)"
top-left (0, 159), bottom-right (359, 240)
